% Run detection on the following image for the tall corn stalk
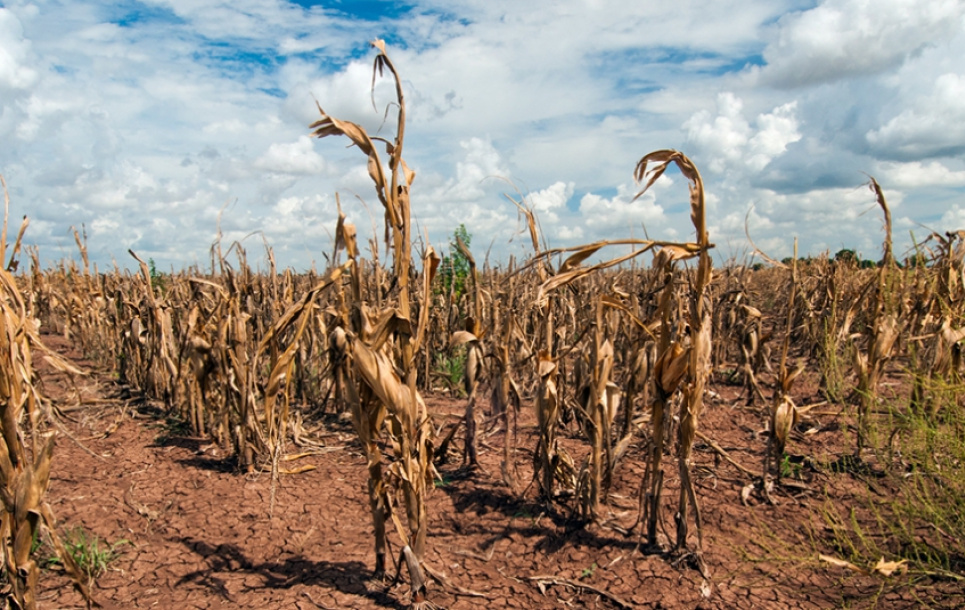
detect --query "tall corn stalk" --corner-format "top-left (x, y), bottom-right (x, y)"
top-left (633, 151), bottom-right (713, 557)
top-left (450, 236), bottom-right (484, 468)
top-left (763, 243), bottom-right (804, 497)
top-left (528, 240), bottom-right (702, 524)
top-left (575, 299), bottom-right (618, 521)
top-left (850, 178), bottom-right (901, 454)
top-left (488, 288), bottom-right (525, 489)
top-left (526, 239), bottom-right (662, 505)
top-left (312, 40), bottom-right (438, 604)
top-left (509, 199), bottom-right (570, 502)
top-left (256, 262), bottom-right (349, 513)
top-left (0, 177), bottom-right (92, 609)
top-left (643, 248), bottom-right (686, 545)
top-left (909, 231), bottom-right (965, 417)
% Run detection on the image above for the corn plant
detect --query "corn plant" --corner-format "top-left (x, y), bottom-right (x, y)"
top-left (449, 236), bottom-right (484, 468)
top-left (312, 40), bottom-right (438, 604)
top-left (763, 243), bottom-right (804, 497)
top-left (908, 231), bottom-right (965, 417)
top-left (632, 151), bottom-right (714, 557)
top-left (849, 178), bottom-right (902, 454)
top-left (0, 177), bottom-right (92, 609)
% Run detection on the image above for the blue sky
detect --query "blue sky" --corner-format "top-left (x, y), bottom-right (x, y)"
top-left (1, 0), bottom-right (964, 270)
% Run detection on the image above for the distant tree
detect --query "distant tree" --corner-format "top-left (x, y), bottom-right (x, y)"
top-left (833, 249), bottom-right (857, 265)
top-left (438, 224), bottom-right (472, 298)
top-left (904, 253), bottom-right (928, 268)
top-left (148, 258), bottom-right (166, 293)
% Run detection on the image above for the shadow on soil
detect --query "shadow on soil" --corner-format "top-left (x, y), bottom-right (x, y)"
top-left (176, 537), bottom-right (406, 608)
top-left (436, 467), bottom-right (642, 556)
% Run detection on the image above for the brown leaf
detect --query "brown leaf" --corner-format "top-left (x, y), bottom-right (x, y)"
top-left (819, 554), bottom-right (868, 575)
top-left (280, 465), bottom-right (317, 475)
top-left (538, 351), bottom-right (557, 378)
top-left (654, 341), bottom-right (688, 395)
top-left (872, 557), bottom-right (908, 577)
top-left (450, 330), bottom-right (479, 348)
top-left (558, 244), bottom-right (604, 274)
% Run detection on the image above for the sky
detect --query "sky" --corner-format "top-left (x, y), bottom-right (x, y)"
top-left (1, 0), bottom-right (964, 272)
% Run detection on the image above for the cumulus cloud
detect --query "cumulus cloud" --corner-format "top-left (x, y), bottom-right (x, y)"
top-left (0, 9), bottom-right (38, 91)
top-left (867, 73), bottom-right (965, 158)
top-left (254, 136), bottom-right (325, 175)
top-left (735, 185), bottom-right (903, 259)
top-left (685, 93), bottom-right (801, 174)
top-left (875, 160), bottom-right (965, 189)
top-left (528, 181), bottom-right (574, 224)
top-left (579, 183), bottom-right (666, 232)
top-left (685, 93), bottom-right (750, 173)
top-left (941, 206), bottom-right (965, 230)
top-left (447, 137), bottom-right (510, 200)
top-left (757, 0), bottom-right (965, 88)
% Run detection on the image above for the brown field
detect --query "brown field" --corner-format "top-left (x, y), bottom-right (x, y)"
top-left (33, 331), bottom-right (964, 609)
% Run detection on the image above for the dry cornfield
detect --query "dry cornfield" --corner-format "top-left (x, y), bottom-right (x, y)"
top-left (2, 41), bottom-right (964, 609)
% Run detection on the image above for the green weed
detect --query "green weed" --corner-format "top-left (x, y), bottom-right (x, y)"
top-left (816, 386), bottom-right (965, 578)
top-left (433, 348), bottom-right (467, 397)
top-left (818, 317), bottom-right (847, 403)
top-left (50, 526), bottom-right (130, 583)
top-left (779, 453), bottom-right (803, 480)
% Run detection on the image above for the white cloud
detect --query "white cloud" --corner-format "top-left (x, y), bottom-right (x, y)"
top-left (941, 206), bottom-right (965, 230)
top-left (685, 93), bottom-right (751, 173)
top-left (1, 1), bottom-right (961, 270)
top-left (528, 181), bottom-right (574, 223)
top-left (685, 93), bottom-right (800, 173)
top-left (579, 183), bottom-right (666, 232)
top-left (254, 136), bottom-right (325, 175)
top-left (0, 9), bottom-right (38, 91)
top-left (747, 102), bottom-right (800, 171)
top-left (299, 59), bottom-right (401, 133)
top-left (757, 0), bottom-right (965, 88)
top-left (867, 73), bottom-right (965, 158)
top-left (448, 137), bottom-right (510, 200)
top-left (15, 95), bottom-right (80, 141)
top-left (763, 184), bottom-right (910, 255)
top-left (875, 160), bottom-right (965, 189)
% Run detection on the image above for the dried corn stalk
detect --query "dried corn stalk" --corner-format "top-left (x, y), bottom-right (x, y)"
top-left (575, 300), bottom-right (618, 521)
top-left (737, 302), bottom-right (769, 405)
top-left (0, 177), bottom-right (92, 609)
top-left (633, 151), bottom-right (714, 556)
top-left (850, 178), bottom-right (902, 453)
top-left (312, 40), bottom-right (437, 604)
top-left (763, 243), bottom-right (805, 495)
top-left (451, 236), bottom-right (484, 467)
top-left (908, 231), bottom-right (965, 416)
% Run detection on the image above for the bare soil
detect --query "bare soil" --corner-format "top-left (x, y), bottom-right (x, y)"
top-left (30, 333), bottom-right (965, 609)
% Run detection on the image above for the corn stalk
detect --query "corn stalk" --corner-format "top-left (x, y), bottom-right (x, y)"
top-left (312, 40), bottom-right (438, 604)
top-left (633, 151), bottom-right (714, 557)
top-left (450, 236), bottom-right (484, 468)
top-left (0, 177), bottom-right (92, 609)
top-left (909, 231), bottom-right (965, 417)
top-left (763, 242), bottom-right (804, 498)
top-left (850, 178), bottom-right (901, 454)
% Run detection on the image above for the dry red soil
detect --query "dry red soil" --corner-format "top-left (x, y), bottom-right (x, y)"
top-left (30, 333), bottom-right (964, 609)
